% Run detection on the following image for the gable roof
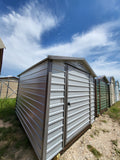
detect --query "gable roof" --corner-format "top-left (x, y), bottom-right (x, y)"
top-left (95, 75), bottom-right (109, 83)
top-left (107, 76), bottom-right (115, 83)
top-left (19, 55), bottom-right (96, 77)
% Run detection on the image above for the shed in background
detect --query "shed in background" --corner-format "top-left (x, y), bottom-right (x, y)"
top-left (0, 38), bottom-right (5, 74)
top-left (108, 77), bottom-right (115, 106)
top-left (115, 81), bottom-right (119, 102)
top-left (95, 76), bottom-right (110, 116)
top-left (16, 55), bottom-right (96, 160)
top-left (0, 76), bottom-right (18, 98)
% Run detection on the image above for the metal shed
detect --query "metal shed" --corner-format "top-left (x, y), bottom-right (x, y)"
top-left (16, 55), bottom-right (96, 160)
top-left (108, 77), bottom-right (115, 106)
top-left (95, 76), bottom-right (110, 116)
top-left (115, 81), bottom-right (119, 102)
top-left (0, 76), bottom-right (18, 98)
top-left (0, 38), bottom-right (5, 74)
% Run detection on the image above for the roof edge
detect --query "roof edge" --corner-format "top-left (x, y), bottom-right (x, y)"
top-left (18, 55), bottom-right (96, 77)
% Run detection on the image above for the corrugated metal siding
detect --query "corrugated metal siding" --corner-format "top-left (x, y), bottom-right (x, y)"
top-left (46, 61), bottom-right (65, 160)
top-left (110, 80), bottom-right (115, 106)
top-left (100, 81), bottom-right (107, 111)
top-left (96, 80), bottom-right (100, 115)
top-left (96, 79), bottom-right (109, 116)
top-left (115, 82), bottom-right (119, 102)
top-left (90, 76), bottom-right (95, 123)
top-left (16, 61), bottom-right (48, 160)
top-left (66, 65), bottom-right (90, 143)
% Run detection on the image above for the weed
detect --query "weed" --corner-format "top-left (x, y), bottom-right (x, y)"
top-left (87, 145), bottom-right (102, 158)
top-left (93, 129), bottom-right (99, 136)
top-left (102, 129), bottom-right (109, 133)
top-left (100, 120), bottom-right (107, 123)
top-left (114, 148), bottom-right (120, 155)
top-left (111, 139), bottom-right (118, 147)
top-left (90, 134), bottom-right (94, 138)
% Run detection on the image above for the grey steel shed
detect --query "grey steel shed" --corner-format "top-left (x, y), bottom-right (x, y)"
top-left (115, 81), bottom-right (119, 102)
top-left (108, 77), bottom-right (115, 106)
top-left (16, 55), bottom-right (96, 160)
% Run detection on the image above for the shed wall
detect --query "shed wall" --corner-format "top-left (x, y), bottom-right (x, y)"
top-left (90, 76), bottom-right (95, 123)
top-left (115, 82), bottom-right (119, 102)
top-left (46, 61), bottom-right (65, 160)
top-left (16, 61), bottom-right (48, 160)
top-left (47, 60), bottom-right (95, 160)
top-left (95, 79), bottom-right (109, 116)
top-left (110, 79), bottom-right (115, 106)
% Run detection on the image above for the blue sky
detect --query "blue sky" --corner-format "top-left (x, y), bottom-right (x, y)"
top-left (0, 0), bottom-right (120, 82)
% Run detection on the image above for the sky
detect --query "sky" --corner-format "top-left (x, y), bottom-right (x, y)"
top-left (0, 0), bottom-right (120, 82)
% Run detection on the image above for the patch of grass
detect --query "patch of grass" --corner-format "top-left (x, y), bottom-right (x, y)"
top-left (111, 139), bottom-right (118, 147)
top-left (0, 98), bottom-right (16, 123)
top-left (93, 129), bottom-right (99, 136)
top-left (114, 148), bottom-right (120, 156)
top-left (102, 129), bottom-right (109, 133)
top-left (106, 101), bottom-right (120, 123)
top-left (0, 143), bottom-right (10, 158)
top-left (100, 120), bottom-right (107, 123)
top-left (90, 134), bottom-right (94, 138)
top-left (87, 145), bottom-right (102, 158)
top-left (0, 98), bottom-right (31, 159)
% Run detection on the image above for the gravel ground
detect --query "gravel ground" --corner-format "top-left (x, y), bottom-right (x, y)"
top-left (0, 114), bottom-right (120, 160)
top-left (60, 114), bottom-right (120, 160)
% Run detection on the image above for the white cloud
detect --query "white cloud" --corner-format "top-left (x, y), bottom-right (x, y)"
top-left (90, 56), bottom-right (120, 82)
top-left (0, 1), bottom-right (120, 82)
top-left (0, 1), bottom-right (58, 69)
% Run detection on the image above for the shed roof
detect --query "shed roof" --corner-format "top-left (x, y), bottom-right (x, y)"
top-left (0, 38), bottom-right (5, 49)
top-left (95, 75), bottom-right (109, 83)
top-left (107, 76), bottom-right (115, 83)
top-left (19, 55), bottom-right (97, 77)
top-left (115, 81), bottom-right (119, 85)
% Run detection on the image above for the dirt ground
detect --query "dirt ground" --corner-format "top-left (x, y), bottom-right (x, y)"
top-left (60, 114), bottom-right (120, 160)
top-left (0, 114), bottom-right (120, 160)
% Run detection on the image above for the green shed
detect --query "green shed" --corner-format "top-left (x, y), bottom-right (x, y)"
top-left (95, 76), bottom-right (110, 117)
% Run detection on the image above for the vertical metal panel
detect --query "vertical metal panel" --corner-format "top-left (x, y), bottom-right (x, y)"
top-left (46, 61), bottom-right (65, 160)
top-left (16, 61), bottom-right (48, 160)
top-left (90, 76), bottom-right (95, 123)
top-left (115, 81), bottom-right (119, 102)
top-left (95, 78), bottom-right (110, 115)
top-left (109, 78), bottom-right (115, 106)
top-left (66, 65), bottom-right (90, 143)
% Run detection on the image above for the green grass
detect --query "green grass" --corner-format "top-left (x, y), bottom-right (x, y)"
top-left (114, 148), bottom-right (120, 156)
top-left (87, 145), bottom-right (102, 158)
top-left (93, 129), bottom-right (99, 136)
top-left (0, 98), bottom-right (31, 159)
top-left (106, 101), bottom-right (120, 123)
top-left (0, 143), bottom-right (10, 158)
top-left (101, 129), bottom-right (109, 133)
top-left (90, 134), bottom-right (94, 138)
top-left (100, 120), bottom-right (107, 123)
top-left (111, 139), bottom-right (118, 147)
